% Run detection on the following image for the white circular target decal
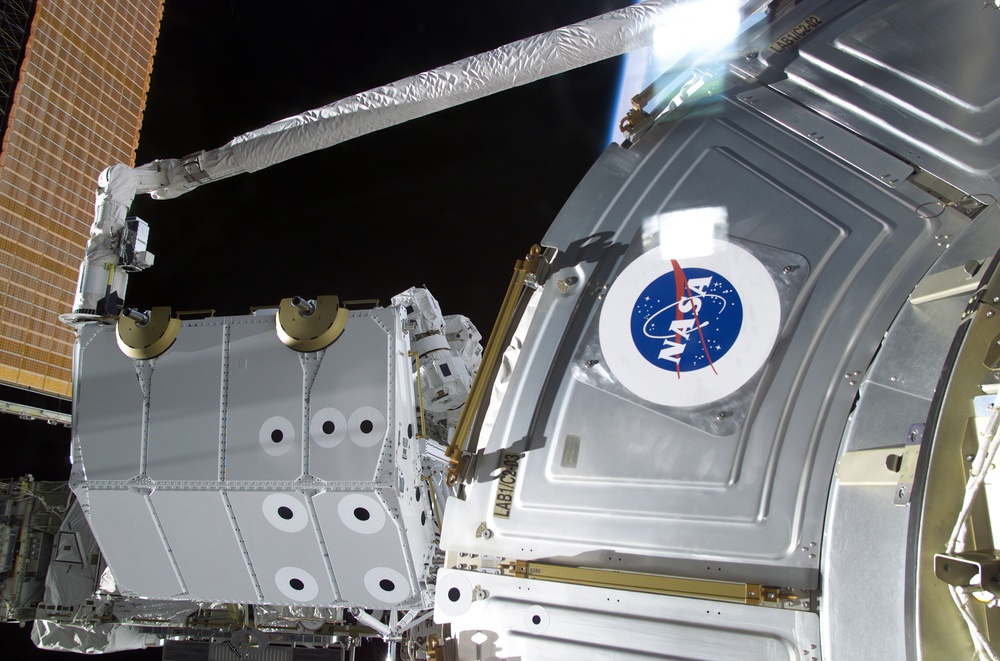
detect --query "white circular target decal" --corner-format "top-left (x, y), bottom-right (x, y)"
top-left (337, 492), bottom-right (386, 535)
top-left (310, 407), bottom-right (347, 448)
top-left (259, 416), bottom-right (295, 456)
top-left (364, 567), bottom-right (410, 604)
top-left (599, 240), bottom-right (780, 407)
top-left (436, 571), bottom-right (473, 617)
top-left (262, 493), bottom-right (309, 533)
top-left (276, 566), bottom-right (319, 602)
top-left (348, 407), bottom-right (386, 448)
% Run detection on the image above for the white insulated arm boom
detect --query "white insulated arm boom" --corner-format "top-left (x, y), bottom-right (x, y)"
top-left (137, 0), bottom-right (680, 200)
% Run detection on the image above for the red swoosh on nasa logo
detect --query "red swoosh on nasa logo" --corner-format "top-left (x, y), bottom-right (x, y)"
top-left (670, 259), bottom-right (718, 377)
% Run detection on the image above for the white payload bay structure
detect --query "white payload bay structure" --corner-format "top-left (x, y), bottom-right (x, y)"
top-left (4, 0), bottom-right (1000, 659)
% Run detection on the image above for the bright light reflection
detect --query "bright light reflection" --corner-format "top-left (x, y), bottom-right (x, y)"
top-left (643, 206), bottom-right (728, 260)
top-left (650, 0), bottom-right (742, 72)
top-left (609, 1), bottom-right (749, 142)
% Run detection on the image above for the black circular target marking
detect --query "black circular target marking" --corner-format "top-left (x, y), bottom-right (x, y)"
top-left (379, 579), bottom-right (395, 592)
top-left (532, 614), bottom-right (541, 625)
top-left (448, 587), bottom-right (461, 602)
top-left (322, 420), bottom-right (335, 434)
top-left (271, 429), bottom-right (283, 443)
top-left (353, 507), bottom-right (370, 521)
top-left (289, 578), bottom-right (305, 591)
top-left (277, 506), bottom-right (293, 520)
top-left (360, 419), bottom-right (374, 434)
top-left (407, 423), bottom-right (413, 438)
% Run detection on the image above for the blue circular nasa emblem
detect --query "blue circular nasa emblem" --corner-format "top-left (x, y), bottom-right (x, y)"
top-left (630, 265), bottom-right (742, 373)
top-left (598, 239), bottom-right (781, 408)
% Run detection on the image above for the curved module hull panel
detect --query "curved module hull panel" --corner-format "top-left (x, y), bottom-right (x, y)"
top-left (443, 90), bottom-right (945, 584)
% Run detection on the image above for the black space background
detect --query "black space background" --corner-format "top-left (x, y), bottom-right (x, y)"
top-left (0, 1), bottom-right (629, 658)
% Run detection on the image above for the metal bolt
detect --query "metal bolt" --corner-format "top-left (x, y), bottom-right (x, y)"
top-left (849, 380), bottom-right (857, 386)
top-left (782, 265), bottom-right (799, 274)
top-left (993, 296), bottom-right (999, 304)
top-left (744, 49), bottom-right (758, 60)
top-left (967, 454), bottom-right (976, 461)
top-left (988, 310), bottom-right (996, 318)
top-left (556, 276), bottom-right (579, 293)
top-left (717, 411), bottom-right (730, 420)
top-left (585, 359), bottom-right (599, 368)
top-left (482, 528), bottom-right (494, 540)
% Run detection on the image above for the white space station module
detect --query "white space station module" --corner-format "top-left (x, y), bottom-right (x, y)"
top-left (6, 0), bottom-right (1000, 659)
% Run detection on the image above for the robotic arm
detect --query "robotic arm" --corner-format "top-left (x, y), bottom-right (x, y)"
top-left (65, 0), bottom-right (768, 321)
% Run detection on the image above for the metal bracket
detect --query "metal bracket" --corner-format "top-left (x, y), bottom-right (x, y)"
top-left (910, 169), bottom-right (988, 221)
top-left (962, 263), bottom-right (1000, 321)
top-left (834, 423), bottom-right (923, 504)
top-left (836, 446), bottom-right (906, 486)
top-left (910, 261), bottom-right (984, 305)
top-left (934, 550), bottom-right (1000, 602)
top-left (894, 424), bottom-right (924, 505)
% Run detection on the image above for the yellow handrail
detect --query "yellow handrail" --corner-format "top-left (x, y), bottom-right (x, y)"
top-left (445, 245), bottom-right (543, 486)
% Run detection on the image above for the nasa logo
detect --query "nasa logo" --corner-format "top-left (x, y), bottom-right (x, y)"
top-left (598, 240), bottom-right (781, 408)
top-left (630, 262), bottom-right (742, 375)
